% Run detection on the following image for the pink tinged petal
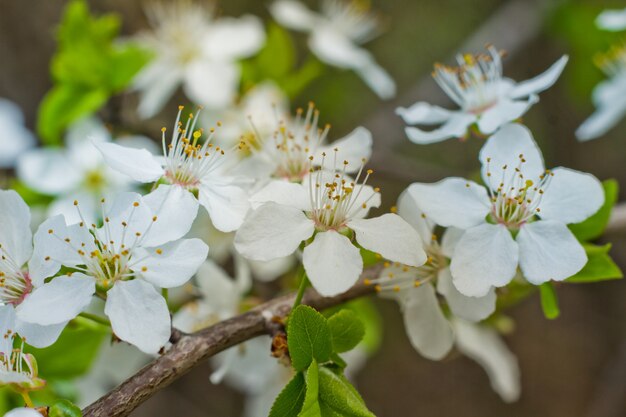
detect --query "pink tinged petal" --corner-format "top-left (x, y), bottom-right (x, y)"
top-left (203, 16), bottom-right (265, 60)
top-left (348, 214), bottom-right (427, 267)
top-left (133, 238), bottom-right (209, 288)
top-left (249, 180), bottom-right (310, 210)
top-left (400, 284), bottom-right (454, 360)
top-left (517, 220), bottom-right (586, 285)
top-left (395, 102), bottom-right (452, 125)
top-left (16, 319), bottom-right (67, 348)
top-left (270, 0), bottom-right (318, 31)
top-left (198, 181), bottom-right (251, 232)
top-left (16, 274), bottom-right (95, 325)
top-left (105, 280), bottom-right (171, 354)
top-left (453, 320), bottom-right (521, 403)
top-left (396, 189), bottom-right (434, 244)
top-left (476, 97), bottom-right (538, 135)
top-left (407, 179), bottom-right (490, 229)
top-left (95, 141), bottom-right (164, 183)
top-left (538, 167), bottom-right (604, 224)
top-left (316, 127), bottom-right (373, 172)
top-left (450, 223), bottom-right (519, 297)
top-left (16, 149), bottom-right (82, 195)
top-left (141, 185), bottom-right (199, 247)
top-left (576, 94), bottom-right (626, 141)
top-left (234, 202), bottom-right (314, 261)
top-left (436, 267), bottom-right (495, 322)
top-left (184, 60), bottom-right (239, 109)
top-left (596, 8), bottom-right (626, 31)
top-left (0, 190), bottom-right (33, 266)
top-left (302, 231), bottom-right (363, 296)
top-left (404, 112), bottom-right (476, 145)
top-left (508, 55), bottom-right (569, 99)
top-left (479, 123), bottom-right (545, 187)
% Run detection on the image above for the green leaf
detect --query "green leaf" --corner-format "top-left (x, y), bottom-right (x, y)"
top-left (567, 244), bottom-right (623, 283)
top-left (269, 372), bottom-right (306, 417)
top-left (539, 282), bottom-right (560, 320)
top-left (49, 399), bottom-right (82, 417)
top-left (282, 57), bottom-right (324, 98)
top-left (256, 23), bottom-right (295, 80)
top-left (288, 305), bottom-right (332, 371)
top-left (318, 365), bottom-right (375, 417)
top-left (323, 299), bottom-right (382, 354)
top-left (327, 310), bottom-right (365, 353)
top-left (569, 179), bottom-right (619, 241)
top-left (299, 360), bottom-right (321, 417)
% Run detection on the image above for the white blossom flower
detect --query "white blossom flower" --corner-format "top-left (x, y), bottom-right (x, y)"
top-left (396, 46), bottom-right (568, 144)
top-left (16, 190), bottom-right (208, 354)
top-left (17, 117), bottom-right (155, 224)
top-left (0, 305), bottom-right (46, 391)
top-left (368, 190), bottom-right (495, 360)
top-left (270, 0), bottom-right (396, 99)
top-left (0, 99), bottom-right (35, 168)
top-left (408, 123), bottom-right (603, 297)
top-left (576, 44), bottom-right (626, 141)
top-left (133, 1), bottom-right (265, 118)
top-left (235, 158), bottom-right (426, 296)
top-left (96, 107), bottom-right (251, 232)
top-left (5, 408), bottom-right (44, 417)
top-left (597, 8), bottom-right (626, 31)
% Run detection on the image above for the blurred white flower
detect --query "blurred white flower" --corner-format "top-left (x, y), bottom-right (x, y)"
top-left (597, 8), bottom-right (626, 31)
top-left (17, 117), bottom-right (155, 224)
top-left (270, 0), bottom-right (396, 99)
top-left (17, 190), bottom-right (208, 354)
top-left (397, 46), bottom-right (568, 143)
top-left (235, 160), bottom-right (426, 296)
top-left (408, 123), bottom-right (603, 297)
top-left (576, 44), bottom-right (626, 141)
top-left (5, 408), bottom-right (44, 417)
top-left (134, 1), bottom-right (265, 118)
top-left (0, 99), bottom-right (35, 168)
top-left (96, 107), bottom-right (250, 232)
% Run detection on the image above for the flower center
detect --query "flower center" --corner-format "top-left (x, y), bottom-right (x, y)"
top-left (595, 43), bottom-right (626, 78)
top-left (0, 329), bottom-right (44, 389)
top-left (84, 168), bottom-right (107, 191)
top-left (323, 0), bottom-right (379, 43)
top-left (0, 245), bottom-right (32, 306)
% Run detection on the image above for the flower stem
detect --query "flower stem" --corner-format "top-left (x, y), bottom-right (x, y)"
top-left (20, 391), bottom-right (34, 408)
top-left (162, 288), bottom-right (169, 304)
top-left (292, 271), bottom-right (309, 310)
top-left (78, 312), bottom-right (111, 327)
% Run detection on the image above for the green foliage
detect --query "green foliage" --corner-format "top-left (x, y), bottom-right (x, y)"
top-left (299, 360), bottom-right (321, 417)
top-left (49, 399), bottom-right (83, 417)
top-left (269, 373), bottom-right (306, 417)
top-left (323, 299), bottom-right (382, 354)
top-left (288, 305), bottom-right (332, 371)
top-left (567, 244), bottom-right (623, 283)
top-left (327, 310), bottom-right (365, 353)
top-left (539, 282), bottom-right (560, 320)
top-left (37, 0), bottom-right (150, 144)
top-left (317, 365), bottom-right (375, 417)
top-left (570, 179), bottom-right (619, 241)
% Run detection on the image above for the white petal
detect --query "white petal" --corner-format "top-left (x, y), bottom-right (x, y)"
top-left (597, 8), bottom-right (626, 31)
top-left (249, 180), bottom-right (310, 210)
top-left (141, 185), bottom-right (200, 247)
top-left (134, 62), bottom-right (183, 119)
top-left (234, 202), bottom-right (314, 261)
top-left (17, 149), bottom-right (82, 194)
top-left (407, 179), bottom-right (490, 229)
top-left (247, 256), bottom-right (296, 283)
top-left (477, 97), bottom-right (537, 134)
top-left (5, 408), bottom-right (45, 417)
top-left (105, 280), bottom-right (171, 354)
top-left (450, 223), bottom-right (518, 297)
top-left (133, 238), bottom-right (208, 288)
top-left (437, 268), bottom-right (495, 321)
top-left (95, 141), bottom-right (164, 183)
top-left (0, 99), bottom-right (35, 168)
top-left (348, 214), bottom-right (427, 267)
top-left (0, 189), bottom-right (33, 267)
top-left (308, 26), bottom-right (369, 69)
top-left (16, 319), bottom-right (67, 348)
top-left (184, 60), bottom-right (239, 109)
top-left (509, 55), bottom-right (569, 99)
top-left (204, 15), bottom-right (265, 60)
top-left (400, 284), bottom-right (454, 360)
top-left (576, 95), bottom-right (626, 141)
top-left (440, 227), bottom-right (464, 258)
top-left (354, 60), bottom-right (397, 99)
top-left (99, 192), bottom-right (153, 249)
top-left (195, 260), bottom-right (240, 315)
top-left (396, 188), bottom-right (433, 244)
top-left (479, 123), bottom-right (545, 187)
top-left (538, 167), bottom-right (604, 224)
top-left (347, 184), bottom-right (381, 219)
top-left (270, 0), bottom-right (318, 31)
top-left (198, 180), bottom-right (250, 232)
top-left (517, 220), bottom-right (586, 285)
top-left (453, 319), bottom-right (521, 403)
top-left (302, 231), bottom-right (363, 296)
top-left (316, 127), bottom-right (373, 171)
top-left (396, 102), bottom-right (452, 125)
top-left (47, 193), bottom-right (97, 226)
top-left (16, 274), bottom-right (95, 325)
top-left (404, 112), bottom-right (476, 144)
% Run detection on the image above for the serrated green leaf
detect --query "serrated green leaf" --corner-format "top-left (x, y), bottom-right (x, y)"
top-left (539, 282), bottom-right (560, 320)
top-left (318, 366), bottom-right (375, 417)
top-left (288, 305), bottom-right (332, 371)
top-left (49, 399), bottom-right (82, 417)
top-left (299, 360), bottom-right (321, 417)
top-left (328, 310), bottom-right (365, 353)
top-left (323, 299), bottom-right (382, 354)
top-left (567, 244), bottom-right (623, 283)
top-left (569, 179), bottom-right (618, 241)
top-left (269, 372), bottom-right (306, 417)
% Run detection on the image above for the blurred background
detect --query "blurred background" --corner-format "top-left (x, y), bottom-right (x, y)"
top-left (1, 0), bottom-right (626, 416)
